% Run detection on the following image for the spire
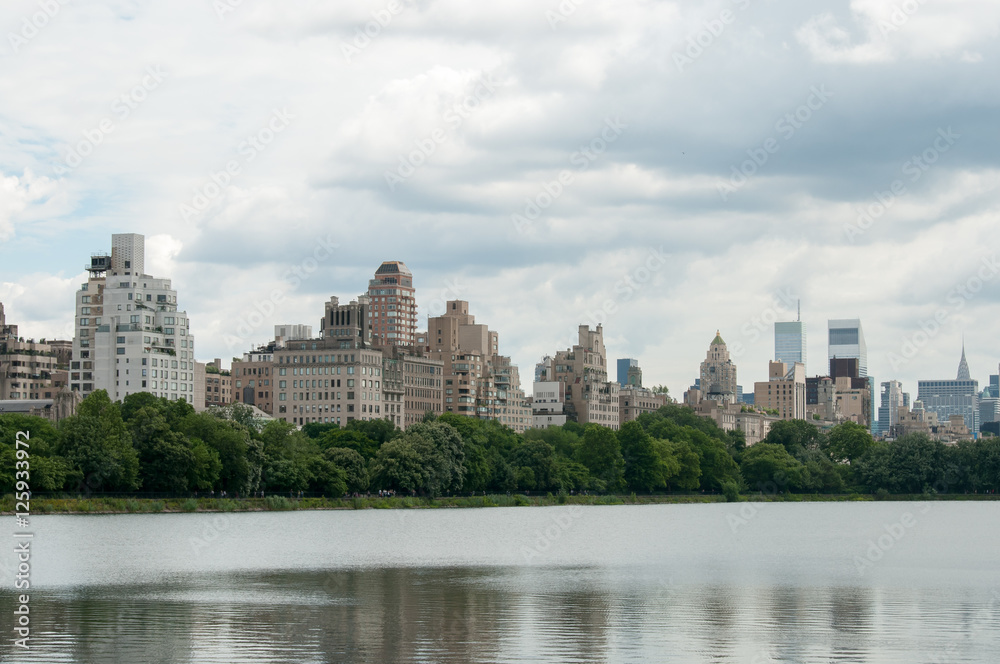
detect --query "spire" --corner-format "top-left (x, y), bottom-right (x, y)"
top-left (957, 338), bottom-right (971, 381)
top-left (711, 330), bottom-right (725, 346)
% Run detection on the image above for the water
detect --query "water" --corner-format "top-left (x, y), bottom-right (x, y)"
top-left (1, 502), bottom-right (998, 663)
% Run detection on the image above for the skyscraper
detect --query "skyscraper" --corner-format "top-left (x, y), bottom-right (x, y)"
top-left (617, 358), bottom-right (639, 387)
top-left (877, 380), bottom-right (905, 437)
top-left (700, 331), bottom-right (738, 404)
top-left (367, 261), bottom-right (416, 348)
top-left (775, 321), bottom-right (807, 374)
top-left (70, 233), bottom-right (196, 403)
top-left (828, 318), bottom-right (867, 378)
top-left (917, 346), bottom-right (980, 432)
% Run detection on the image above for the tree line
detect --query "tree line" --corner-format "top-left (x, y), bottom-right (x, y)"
top-left (2, 390), bottom-right (999, 498)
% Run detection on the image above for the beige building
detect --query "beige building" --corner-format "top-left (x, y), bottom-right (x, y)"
top-left (368, 261), bottom-right (417, 348)
top-left (232, 346), bottom-right (276, 415)
top-left (545, 324), bottom-right (620, 430)
top-left (427, 300), bottom-right (531, 432)
top-left (0, 302), bottom-right (73, 402)
top-left (700, 331), bottom-right (738, 403)
top-left (273, 339), bottom-right (384, 427)
top-left (754, 361), bottom-right (807, 420)
top-left (618, 385), bottom-right (668, 423)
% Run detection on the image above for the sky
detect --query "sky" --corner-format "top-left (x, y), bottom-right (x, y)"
top-left (1, 0), bottom-right (998, 399)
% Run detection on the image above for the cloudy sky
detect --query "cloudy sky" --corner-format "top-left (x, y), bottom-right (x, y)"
top-left (1, 0), bottom-right (998, 399)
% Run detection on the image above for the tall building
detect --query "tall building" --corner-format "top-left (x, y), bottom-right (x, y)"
top-left (754, 361), bottom-right (806, 420)
top-left (70, 233), bottom-right (196, 403)
top-left (319, 295), bottom-right (372, 349)
top-left (367, 261), bottom-right (417, 348)
top-left (774, 321), bottom-right (807, 374)
top-left (916, 347), bottom-right (981, 433)
top-left (547, 324), bottom-right (620, 430)
top-left (877, 380), bottom-right (905, 437)
top-left (828, 318), bottom-right (867, 378)
top-left (616, 358), bottom-right (639, 387)
top-left (699, 331), bottom-right (738, 404)
top-left (427, 300), bottom-right (530, 432)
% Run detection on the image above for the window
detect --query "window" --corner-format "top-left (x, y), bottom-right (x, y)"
top-left (82, 296), bottom-right (90, 303)
top-left (117, 348), bottom-right (126, 355)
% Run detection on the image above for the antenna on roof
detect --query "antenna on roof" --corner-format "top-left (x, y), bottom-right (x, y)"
top-left (797, 299), bottom-right (801, 322)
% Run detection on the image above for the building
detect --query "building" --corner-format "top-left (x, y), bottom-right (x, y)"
top-left (273, 339), bottom-right (385, 426)
top-left (774, 320), bottom-right (807, 374)
top-left (545, 324), bottom-right (620, 430)
top-left (427, 300), bottom-right (531, 432)
top-left (532, 381), bottom-right (567, 428)
top-left (274, 324), bottom-right (313, 348)
top-left (69, 233), bottom-right (196, 403)
top-left (828, 318), bottom-right (867, 378)
top-left (201, 359), bottom-right (233, 410)
top-left (232, 346), bottom-right (276, 415)
top-left (699, 331), bottom-right (738, 404)
top-left (754, 361), bottom-right (806, 420)
top-left (877, 380), bottom-right (905, 437)
top-left (368, 261), bottom-right (417, 348)
top-left (0, 314), bottom-right (71, 402)
top-left (915, 347), bottom-right (981, 434)
top-left (618, 385), bottom-right (667, 423)
top-left (319, 296), bottom-right (372, 348)
top-left (616, 358), bottom-right (639, 387)
top-left (399, 349), bottom-right (445, 429)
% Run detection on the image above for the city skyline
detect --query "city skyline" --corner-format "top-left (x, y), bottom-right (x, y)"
top-left (0, 246), bottom-right (992, 403)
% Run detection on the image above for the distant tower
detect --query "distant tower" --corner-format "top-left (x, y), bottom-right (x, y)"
top-left (957, 338), bottom-right (972, 380)
top-left (367, 261), bottom-right (416, 348)
top-left (700, 331), bottom-right (738, 403)
top-left (828, 318), bottom-right (867, 378)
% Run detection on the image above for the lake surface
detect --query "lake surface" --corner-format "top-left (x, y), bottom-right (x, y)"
top-left (1, 502), bottom-right (998, 663)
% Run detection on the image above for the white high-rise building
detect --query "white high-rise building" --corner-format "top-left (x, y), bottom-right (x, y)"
top-left (70, 233), bottom-right (196, 403)
top-left (828, 318), bottom-right (867, 378)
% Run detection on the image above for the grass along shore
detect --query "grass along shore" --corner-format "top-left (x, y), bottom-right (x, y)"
top-left (3, 492), bottom-right (998, 514)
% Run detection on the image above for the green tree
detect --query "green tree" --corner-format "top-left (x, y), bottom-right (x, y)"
top-left (740, 443), bottom-right (802, 492)
top-left (619, 421), bottom-right (661, 493)
top-left (576, 425), bottom-right (625, 492)
top-left (762, 419), bottom-right (822, 456)
top-left (57, 390), bottom-right (140, 492)
top-left (826, 421), bottom-right (873, 464)
top-left (324, 447), bottom-right (369, 493)
top-left (128, 406), bottom-right (195, 492)
top-left (404, 422), bottom-right (466, 496)
top-left (370, 439), bottom-right (425, 493)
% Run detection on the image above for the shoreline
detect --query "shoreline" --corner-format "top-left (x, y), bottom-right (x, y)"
top-left (3, 492), bottom-right (998, 515)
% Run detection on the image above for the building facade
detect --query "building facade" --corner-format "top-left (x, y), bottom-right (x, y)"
top-left (828, 318), bottom-right (867, 378)
top-left (273, 339), bottom-right (384, 426)
top-left (547, 324), bottom-right (620, 430)
top-left (774, 321), bottom-right (806, 374)
top-left (699, 331), bottom-right (738, 404)
top-left (754, 361), bottom-right (806, 420)
top-left (70, 233), bottom-right (196, 403)
top-left (532, 381), bottom-right (567, 428)
top-left (368, 261), bottom-right (417, 348)
top-left (232, 347), bottom-right (276, 415)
